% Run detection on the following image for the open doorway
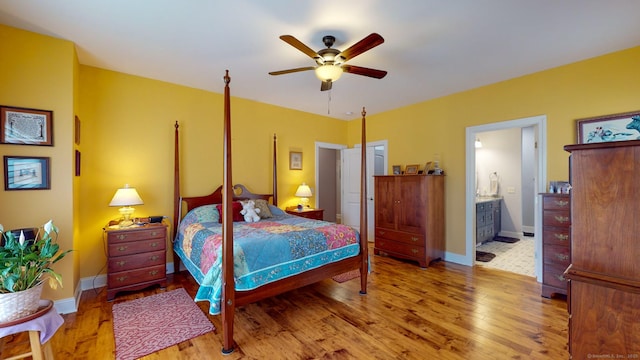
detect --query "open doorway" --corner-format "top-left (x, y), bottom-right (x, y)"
top-left (465, 115), bottom-right (547, 282)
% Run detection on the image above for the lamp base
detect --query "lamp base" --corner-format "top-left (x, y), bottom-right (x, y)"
top-left (118, 219), bottom-right (134, 228)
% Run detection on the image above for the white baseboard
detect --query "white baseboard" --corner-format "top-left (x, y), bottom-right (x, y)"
top-left (444, 251), bottom-right (471, 266)
top-left (53, 278), bottom-right (82, 314)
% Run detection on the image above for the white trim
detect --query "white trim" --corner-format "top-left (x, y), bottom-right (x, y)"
top-left (465, 115), bottom-right (546, 282)
top-left (443, 251), bottom-right (468, 265)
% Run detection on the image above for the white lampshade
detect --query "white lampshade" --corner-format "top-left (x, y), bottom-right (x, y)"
top-left (109, 184), bottom-right (144, 226)
top-left (315, 65), bottom-right (343, 82)
top-left (295, 183), bottom-right (312, 207)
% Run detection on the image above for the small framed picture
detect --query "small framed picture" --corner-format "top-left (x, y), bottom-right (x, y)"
top-left (576, 110), bottom-right (640, 144)
top-left (4, 156), bottom-right (51, 190)
top-left (405, 164), bottom-right (419, 175)
top-left (289, 151), bottom-right (302, 170)
top-left (424, 162), bottom-right (433, 174)
top-left (392, 165), bottom-right (402, 175)
top-left (0, 105), bottom-right (53, 146)
top-left (74, 115), bottom-right (81, 145)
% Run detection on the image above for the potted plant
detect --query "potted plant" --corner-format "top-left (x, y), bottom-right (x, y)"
top-left (0, 220), bottom-right (71, 322)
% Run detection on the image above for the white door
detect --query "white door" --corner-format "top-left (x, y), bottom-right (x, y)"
top-left (341, 146), bottom-right (375, 241)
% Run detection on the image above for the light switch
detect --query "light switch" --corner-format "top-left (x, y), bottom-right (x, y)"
top-left (507, 186), bottom-right (516, 194)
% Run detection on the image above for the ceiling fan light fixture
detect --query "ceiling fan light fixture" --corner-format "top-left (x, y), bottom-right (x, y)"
top-left (315, 64), bottom-right (343, 82)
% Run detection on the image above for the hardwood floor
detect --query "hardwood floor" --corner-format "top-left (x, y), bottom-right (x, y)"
top-left (2, 251), bottom-right (569, 359)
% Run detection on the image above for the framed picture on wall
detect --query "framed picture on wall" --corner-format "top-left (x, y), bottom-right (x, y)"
top-left (289, 151), bottom-right (302, 170)
top-left (0, 105), bottom-right (53, 146)
top-left (3, 156), bottom-right (51, 190)
top-left (576, 110), bottom-right (640, 144)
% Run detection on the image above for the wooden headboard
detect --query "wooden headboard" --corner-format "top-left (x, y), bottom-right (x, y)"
top-left (179, 184), bottom-right (273, 218)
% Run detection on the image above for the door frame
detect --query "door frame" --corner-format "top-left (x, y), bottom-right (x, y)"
top-left (465, 115), bottom-right (547, 281)
top-left (315, 142), bottom-right (347, 210)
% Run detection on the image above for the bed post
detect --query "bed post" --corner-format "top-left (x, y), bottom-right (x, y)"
top-left (221, 70), bottom-right (236, 354)
top-left (173, 121), bottom-right (181, 272)
top-left (359, 107), bottom-right (369, 295)
top-left (273, 133), bottom-right (278, 206)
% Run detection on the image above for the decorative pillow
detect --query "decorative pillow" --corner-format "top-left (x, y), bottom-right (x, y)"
top-left (254, 199), bottom-right (273, 218)
top-left (216, 202), bottom-right (244, 222)
top-left (191, 204), bottom-right (220, 223)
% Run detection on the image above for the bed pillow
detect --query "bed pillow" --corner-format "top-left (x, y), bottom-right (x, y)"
top-left (254, 199), bottom-right (273, 218)
top-left (190, 204), bottom-right (220, 223)
top-left (216, 202), bottom-right (244, 222)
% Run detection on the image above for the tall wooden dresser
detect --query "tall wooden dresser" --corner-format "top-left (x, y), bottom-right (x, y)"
top-left (564, 140), bottom-right (640, 358)
top-left (540, 193), bottom-right (571, 298)
top-left (373, 175), bottom-right (444, 268)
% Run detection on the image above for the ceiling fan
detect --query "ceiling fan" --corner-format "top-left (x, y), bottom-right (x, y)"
top-left (269, 33), bottom-right (387, 91)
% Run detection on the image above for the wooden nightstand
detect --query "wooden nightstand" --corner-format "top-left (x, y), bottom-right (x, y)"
top-left (285, 207), bottom-right (324, 221)
top-left (104, 222), bottom-right (167, 301)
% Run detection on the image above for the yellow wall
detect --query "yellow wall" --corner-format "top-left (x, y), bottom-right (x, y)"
top-left (4, 22), bottom-right (640, 294)
top-left (348, 45), bottom-right (640, 255)
top-left (77, 66), bottom-right (348, 278)
top-left (0, 24), bottom-right (77, 300)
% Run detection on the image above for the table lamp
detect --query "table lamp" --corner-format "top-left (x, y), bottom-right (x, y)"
top-left (109, 184), bottom-right (144, 227)
top-left (295, 183), bottom-right (312, 209)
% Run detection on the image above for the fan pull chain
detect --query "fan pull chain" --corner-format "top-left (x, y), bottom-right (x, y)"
top-left (327, 90), bottom-right (332, 115)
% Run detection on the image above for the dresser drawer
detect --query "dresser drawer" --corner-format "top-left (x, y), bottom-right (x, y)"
top-left (108, 250), bottom-right (165, 272)
top-left (375, 228), bottom-right (424, 246)
top-left (544, 244), bottom-right (571, 266)
top-left (107, 227), bottom-right (166, 244)
top-left (375, 238), bottom-right (424, 259)
top-left (543, 227), bottom-right (571, 245)
top-left (108, 237), bottom-right (166, 257)
top-left (543, 195), bottom-right (570, 210)
top-left (543, 210), bottom-right (571, 227)
top-left (108, 264), bottom-right (165, 288)
top-left (543, 263), bottom-right (569, 289)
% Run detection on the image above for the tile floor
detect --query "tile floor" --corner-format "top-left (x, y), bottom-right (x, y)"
top-left (475, 235), bottom-right (535, 277)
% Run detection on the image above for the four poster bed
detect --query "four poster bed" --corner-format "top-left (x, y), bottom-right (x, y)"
top-left (171, 71), bottom-right (369, 354)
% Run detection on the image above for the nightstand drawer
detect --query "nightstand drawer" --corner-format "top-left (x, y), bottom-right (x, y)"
top-left (108, 250), bottom-right (165, 272)
top-left (107, 227), bottom-right (166, 244)
top-left (108, 237), bottom-right (166, 257)
top-left (108, 264), bottom-right (165, 288)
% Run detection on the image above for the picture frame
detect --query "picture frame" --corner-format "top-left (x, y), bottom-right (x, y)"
top-left (576, 110), bottom-right (640, 144)
top-left (0, 105), bottom-right (53, 146)
top-left (289, 151), bottom-right (302, 170)
top-left (3, 156), bottom-right (51, 190)
top-left (405, 164), bottom-right (419, 175)
top-left (75, 150), bottom-right (81, 176)
top-left (392, 165), bottom-right (402, 175)
top-left (424, 162), bottom-right (433, 174)
top-left (74, 115), bottom-right (81, 145)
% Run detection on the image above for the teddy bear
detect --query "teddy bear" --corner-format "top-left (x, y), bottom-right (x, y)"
top-left (240, 199), bottom-right (261, 222)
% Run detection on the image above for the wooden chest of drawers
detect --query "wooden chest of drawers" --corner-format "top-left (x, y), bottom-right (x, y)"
top-left (541, 193), bottom-right (570, 298)
top-left (105, 223), bottom-right (167, 300)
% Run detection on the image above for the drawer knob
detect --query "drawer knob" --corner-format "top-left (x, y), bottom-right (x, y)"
top-left (116, 261), bottom-right (126, 267)
top-left (117, 276), bottom-right (127, 282)
top-left (411, 248), bottom-right (418, 254)
top-left (555, 253), bottom-right (569, 261)
top-left (411, 237), bottom-right (419, 242)
top-left (150, 242), bottom-right (158, 248)
top-left (117, 234), bottom-right (127, 241)
top-left (379, 241), bottom-right (385, 247)
top-left (149, 270), bottom-right (159, 276)
top-left (554, 216), bottom-right (569, 223)
top-left (554, 234), bottom-right (569, 241)
top-left (379, 231), bottom-right (386, 236)
top-left (555, 274), bottom-right (565, 282)
top-left (151, 231), bottom-right (158, 236)
top-left (554, 200), bottom-right (569, 207)
top-left (117, 246), bottom-right (128, 252)
top-left (150, 255), bottom-right (160, 261)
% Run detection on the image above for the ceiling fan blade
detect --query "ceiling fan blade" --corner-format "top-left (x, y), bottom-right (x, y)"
top-left (269, 66), bottom-right (315, 76)
top-left (342, 65), bottom-right (387, 79)
top-left (279, 35), bottom-right (319, 59)
top-left (320, 80), bottom-right (332, 91)
top-left (338, 33), bottom-right (384, 62)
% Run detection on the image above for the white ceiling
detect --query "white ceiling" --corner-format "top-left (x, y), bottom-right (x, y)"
top-left (2, 1), bottom-right (640, 120)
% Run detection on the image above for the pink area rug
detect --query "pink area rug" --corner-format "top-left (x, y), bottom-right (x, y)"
top-left (332, 269), bottom-right (361, 283)
top-left (112, 288), bottom-right (214, 360)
